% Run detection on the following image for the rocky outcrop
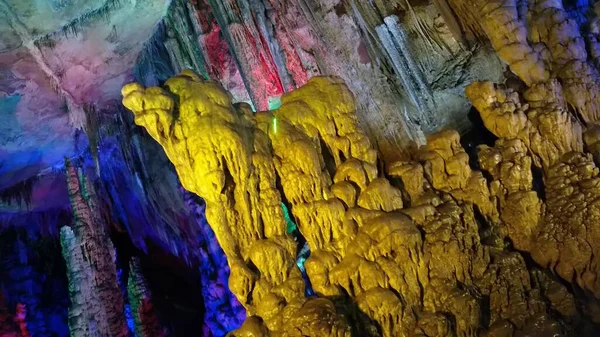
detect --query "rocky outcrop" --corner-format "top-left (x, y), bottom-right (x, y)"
top-left (447, 0), bottom-right (600, 303)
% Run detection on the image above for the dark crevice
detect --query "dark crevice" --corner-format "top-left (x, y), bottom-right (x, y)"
top-left (326, 293), bottom-right (382, 337)
top-left (339, 150), bottom-right (347, 163)
top-left (445, 312), bottom-right (458, 336)
top-left (274, 172), bottom-right (314, 297)
top-left (320, 138), bottom-right (338, 179)
top-left (472, 204), bottom-right (493, 245)
top-left (566, 100), bottom-right (588, 128)
top-left (513, 243), bottom-right (600, 334)
top-left (480, 294), bottom-right (491, 328)
top-left (387, 176), bottom-right (411, 207)
top-left (221, 161), bottom-right (235, 195)
top-left (334, 2), bottom-right (347, 16)
top-left (461, 106), bottom-right (498, 171)
top-left (111, 230), bottom-right (204, 336)
top-left (531, 165), bottom-right (546, 202)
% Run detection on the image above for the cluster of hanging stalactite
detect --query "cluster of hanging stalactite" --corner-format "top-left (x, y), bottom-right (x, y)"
top-left (149, 0), bottom-right (493, 162)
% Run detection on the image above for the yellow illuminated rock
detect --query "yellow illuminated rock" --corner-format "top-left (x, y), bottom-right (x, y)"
top-left (123, 69), bottom-right (600, 335)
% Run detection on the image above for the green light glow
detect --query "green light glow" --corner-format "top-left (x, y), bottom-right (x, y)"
top-left (273, 117), bottom-right (277, 134)
top-left (282, 203), bottom-right (296, 233)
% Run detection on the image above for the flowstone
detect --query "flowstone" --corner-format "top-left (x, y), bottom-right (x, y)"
top-left (123, 70), bottom-right (600, 335)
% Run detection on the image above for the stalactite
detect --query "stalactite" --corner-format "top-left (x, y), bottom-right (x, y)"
top-left (164, 0), bottom-right (210, 78)
top-left (43, 0), bottom-right (127, 39)
top-left (89, 107), bottom-right (204, 265)
top-left (0, 177), bottom-right (39, 211)
top-left (248, 0), bottom-right (296, 91)
top-left (83, 104), bottom-right (101, 175)
top-left (432, 0), bottom-right (468, 46)
top-left (133, 22), bottom-right (175, 88)
top-left (276, 0), bottom-right (422, 162)
top-left (60, 159), bottom-right (128, 337)
top-left (375, 15), bottom-right (435, 129)
top-left (206, 0), bottom-right (284, 110)
top-left (127, 258), bottom-right (167, 337)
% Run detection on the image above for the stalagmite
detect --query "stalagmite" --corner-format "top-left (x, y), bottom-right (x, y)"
top-left (127, 258), bottom-right (167, 337)
top-left (60, 160), bottom-right (128, 337)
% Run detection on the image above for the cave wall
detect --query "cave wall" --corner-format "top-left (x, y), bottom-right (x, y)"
top-left (136, 0), bottom-right (506, 163)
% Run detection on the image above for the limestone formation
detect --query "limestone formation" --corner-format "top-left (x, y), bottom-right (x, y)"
top-left (449, 0), bottom-right (600, 301)
top-left (127, 258), bottom-right (167, 337)
top-left (123, 71), bottom-right (347, 335)
top-left (60, 160), bottom-right (128, 337)
top-left (123, 69), bottom-right (600, 335)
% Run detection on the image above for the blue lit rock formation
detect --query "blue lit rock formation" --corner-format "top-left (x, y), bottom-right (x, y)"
top-left (183, 192), bottom-right (245, 336)
top-left (0, 228), bottom-right (69, 337)
top-left (0, 0), bottom-right (172, 198)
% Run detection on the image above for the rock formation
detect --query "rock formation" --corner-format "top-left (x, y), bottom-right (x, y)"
top-left (122, 58), bottom-right (600, 335)
top-left (60, 160), bottom-right (128, 337)
top-left (127, 258), bottom-right (167, 337)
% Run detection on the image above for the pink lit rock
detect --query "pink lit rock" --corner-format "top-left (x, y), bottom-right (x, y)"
top-left (0, 0), bottom-right (170, 192)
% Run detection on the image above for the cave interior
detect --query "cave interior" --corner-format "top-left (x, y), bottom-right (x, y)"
top-left (2, 0), bottom-right (600, 336)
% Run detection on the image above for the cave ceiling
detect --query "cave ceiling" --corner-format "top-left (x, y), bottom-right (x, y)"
top-left (0, 0), bottom-right (507, 213)
top-left (0, 0), bottom-right (170, 211)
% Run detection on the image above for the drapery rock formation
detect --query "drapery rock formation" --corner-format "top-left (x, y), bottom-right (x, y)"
top-left (122, 63), bottom-right (600, 335)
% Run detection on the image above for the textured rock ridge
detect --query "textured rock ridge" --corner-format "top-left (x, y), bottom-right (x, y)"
top-left (123, 71), bottom-right (600, 335)
top-left (448, 0), bottom-right (600, 302)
